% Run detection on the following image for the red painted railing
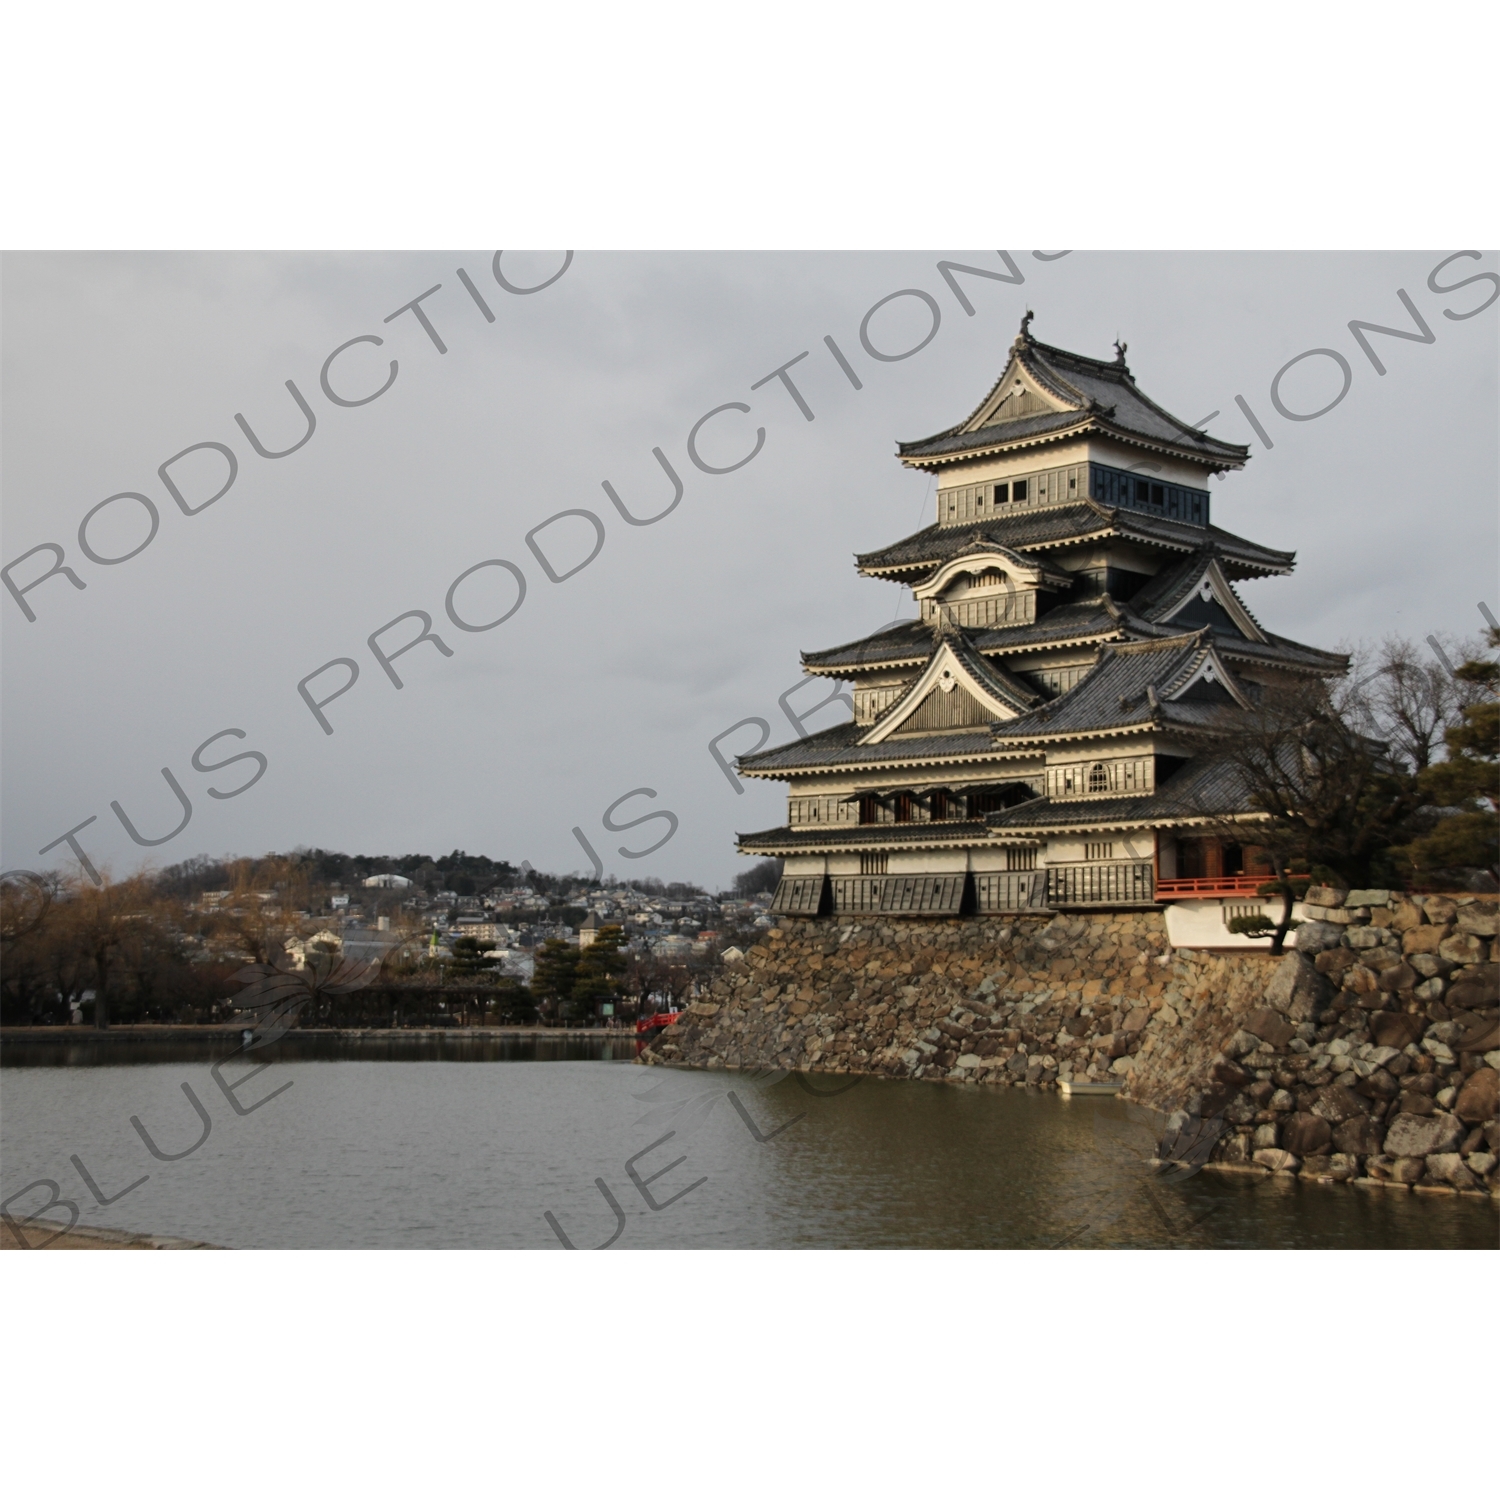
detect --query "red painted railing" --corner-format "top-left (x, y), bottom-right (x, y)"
top-left (1155, 875), bottom-right (1271, 899)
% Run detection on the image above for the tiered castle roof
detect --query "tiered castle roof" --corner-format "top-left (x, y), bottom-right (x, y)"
top-left (734, 316), bottom-right (1348, 866)
top-left (895, 322), bottom-right (1249, 470)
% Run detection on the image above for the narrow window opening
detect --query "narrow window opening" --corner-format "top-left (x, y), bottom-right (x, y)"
top-left (1013, 479), bottom-right (1028, 502)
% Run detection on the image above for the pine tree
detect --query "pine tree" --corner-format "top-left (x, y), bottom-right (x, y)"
top-left (1395, 628), bottom-right (1499, 879)
top-left (448, 936), bottom-right (498, 979)
top-left (574, 925), bottom-right (627, 1017)
top-left (530, 939), bottom-right (580, 1025)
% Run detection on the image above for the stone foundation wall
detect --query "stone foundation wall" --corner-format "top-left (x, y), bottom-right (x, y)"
top-left (1171, 888), bottom-right (1499, 1196)
top-left (641, 892), bottom-right (1499, 1199)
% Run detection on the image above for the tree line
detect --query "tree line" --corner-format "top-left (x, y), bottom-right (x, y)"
top-left (0, 850), bottom-right (755, 1029)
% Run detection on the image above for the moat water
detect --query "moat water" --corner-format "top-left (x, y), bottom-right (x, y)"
top-left (2, 1046), bottom-right (1494, 1249)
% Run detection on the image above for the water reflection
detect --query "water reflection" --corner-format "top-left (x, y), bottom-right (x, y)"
top-left (1, 1033), bottom-right (638, 1068)
top-left (1, 1060), bottom-right (1493, 1250)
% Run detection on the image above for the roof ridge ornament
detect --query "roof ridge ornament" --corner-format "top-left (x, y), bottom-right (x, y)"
top-left (1012, 308), bottom-right (1035, 351)
top-left (1114, 338), bottom-right (1128, 366)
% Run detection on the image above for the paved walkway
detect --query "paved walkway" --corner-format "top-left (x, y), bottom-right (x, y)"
top-left (1, 1218), bottom-right (219, 1250)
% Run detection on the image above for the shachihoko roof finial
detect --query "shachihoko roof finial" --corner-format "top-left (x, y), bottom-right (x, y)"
top-left (1114, 337), bottom-right (1128, 364)
top-left (1019, 308), bottom-right (1034, 341)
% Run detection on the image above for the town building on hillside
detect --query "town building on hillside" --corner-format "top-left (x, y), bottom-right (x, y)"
top-left (453, 917), bottom-right (510, 944)
top-left (736, 315), bottom-right (1348, 919)
top-left (284, 929), bottom-right (343, 969)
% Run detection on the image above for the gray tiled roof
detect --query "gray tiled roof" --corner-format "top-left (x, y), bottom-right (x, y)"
top-left (801, 601), bottom-right (1343, 681)
top-left (737, 820), bottom-right (994, 852)
top-left (736, 721), bottom-right (1001, 774)
top-left (899, 409), bottom-right (1092, 457)
top-left (898, 337), bottom-right (1249, 466)
top-left (854, 504), bottom-right (1294, 579)
top-left (988, 633), bottom-right (1215, 741)
top-left (983, 756), bottom-right (1254, 831)
top-left (802, 618), bottom-right (934, 670)
top-left (948, 635), bottom-right (1045, 711)
top-left (1220, 632), bottom-right (1349, 673)
top-left (803, 602), bottom-right (1124, 671)
top-left (1126, 552), bottom-right (1211, 616)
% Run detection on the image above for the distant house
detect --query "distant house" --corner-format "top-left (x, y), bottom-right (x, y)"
top-left (284, 929), bottom-right (343, 970)
top-left (363, 873), bottom-right (412, 889)
top-left (454, 918), bottom-right (507, 944)
top-left (491, 948), bottom-right (535, 980)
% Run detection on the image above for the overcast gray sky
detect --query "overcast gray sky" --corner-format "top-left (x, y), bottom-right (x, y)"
top-left (2, 251), bottom-right (1496, 889)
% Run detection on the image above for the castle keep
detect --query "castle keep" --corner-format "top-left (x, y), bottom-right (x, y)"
top-left (737, 316), bottom-right (1348, 918)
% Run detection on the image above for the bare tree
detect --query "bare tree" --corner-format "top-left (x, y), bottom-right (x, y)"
top-left (1355, 635), bottom-right (1476, 773)
top-left (1190, 669), bottom-right (1424, 949)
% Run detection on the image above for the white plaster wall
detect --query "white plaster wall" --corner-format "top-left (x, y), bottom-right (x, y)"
top-left (1164, 899), bottom-right (1309, 950)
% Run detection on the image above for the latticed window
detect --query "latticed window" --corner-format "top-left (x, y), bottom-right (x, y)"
top-left (1087, 762), bottom-right (1109, 793)
top-left (860, 852), bottom-right (888, 876)
top-left (1085, 841), bottom-right (1114, 861)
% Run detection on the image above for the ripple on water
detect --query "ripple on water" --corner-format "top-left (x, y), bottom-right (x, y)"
top-left (1, 1061), bottom-right (1494, 1249)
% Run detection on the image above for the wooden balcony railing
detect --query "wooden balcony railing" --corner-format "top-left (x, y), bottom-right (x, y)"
top-left (1155, 875), bottom-right (1271, 900)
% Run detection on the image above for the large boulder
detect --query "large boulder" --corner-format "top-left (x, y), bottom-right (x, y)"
top-left (1295, 920), bottom-right (1348, 954)
top-left (1282, 1112), bottom-right (1332, 1155)
top-left (1332, 1113), bottom-right (1385, 1155)
top-left (1371, 1012), bottom-right (1426, 1050)
top-left (1310, 1084), bottom-right (1367, 1124)
top-left (1389, 899), bottom-right (1426, 932)
top-left (1377, 962), bottom-right (1418, 992)
top-left (1402, 925), bottom-right (1449, 955)
top-left (1454, 1012), bottom-right (1499, 1052)
top-left (1303, 886), bottom-right (1346, 910)
top-left (1424, 1152), bottom-right (1477, 1189)
top-left (1216, 1132), bottom-right (1252, 1164)
top-left (1315, 948), bottom-right (1358, 978)
top-left (1456, 906), bottom-right (1499, 937)
top-left (1439, 933), bottom-right (1488, 965)
top-left (1383, 1110), bottom-right (1465, 1158)
top-left (1453, 1067), bottom-right (1498, 1124)
top-left (1264, 952), bottom-right (1330, 1023)
top-left (1241, 1007), bottom-right (1296, 1049)
top-left (1355, 1066), bottom-right (1400, 1102)
top-left (1253, 1148), bottom-right (1300, 1173)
